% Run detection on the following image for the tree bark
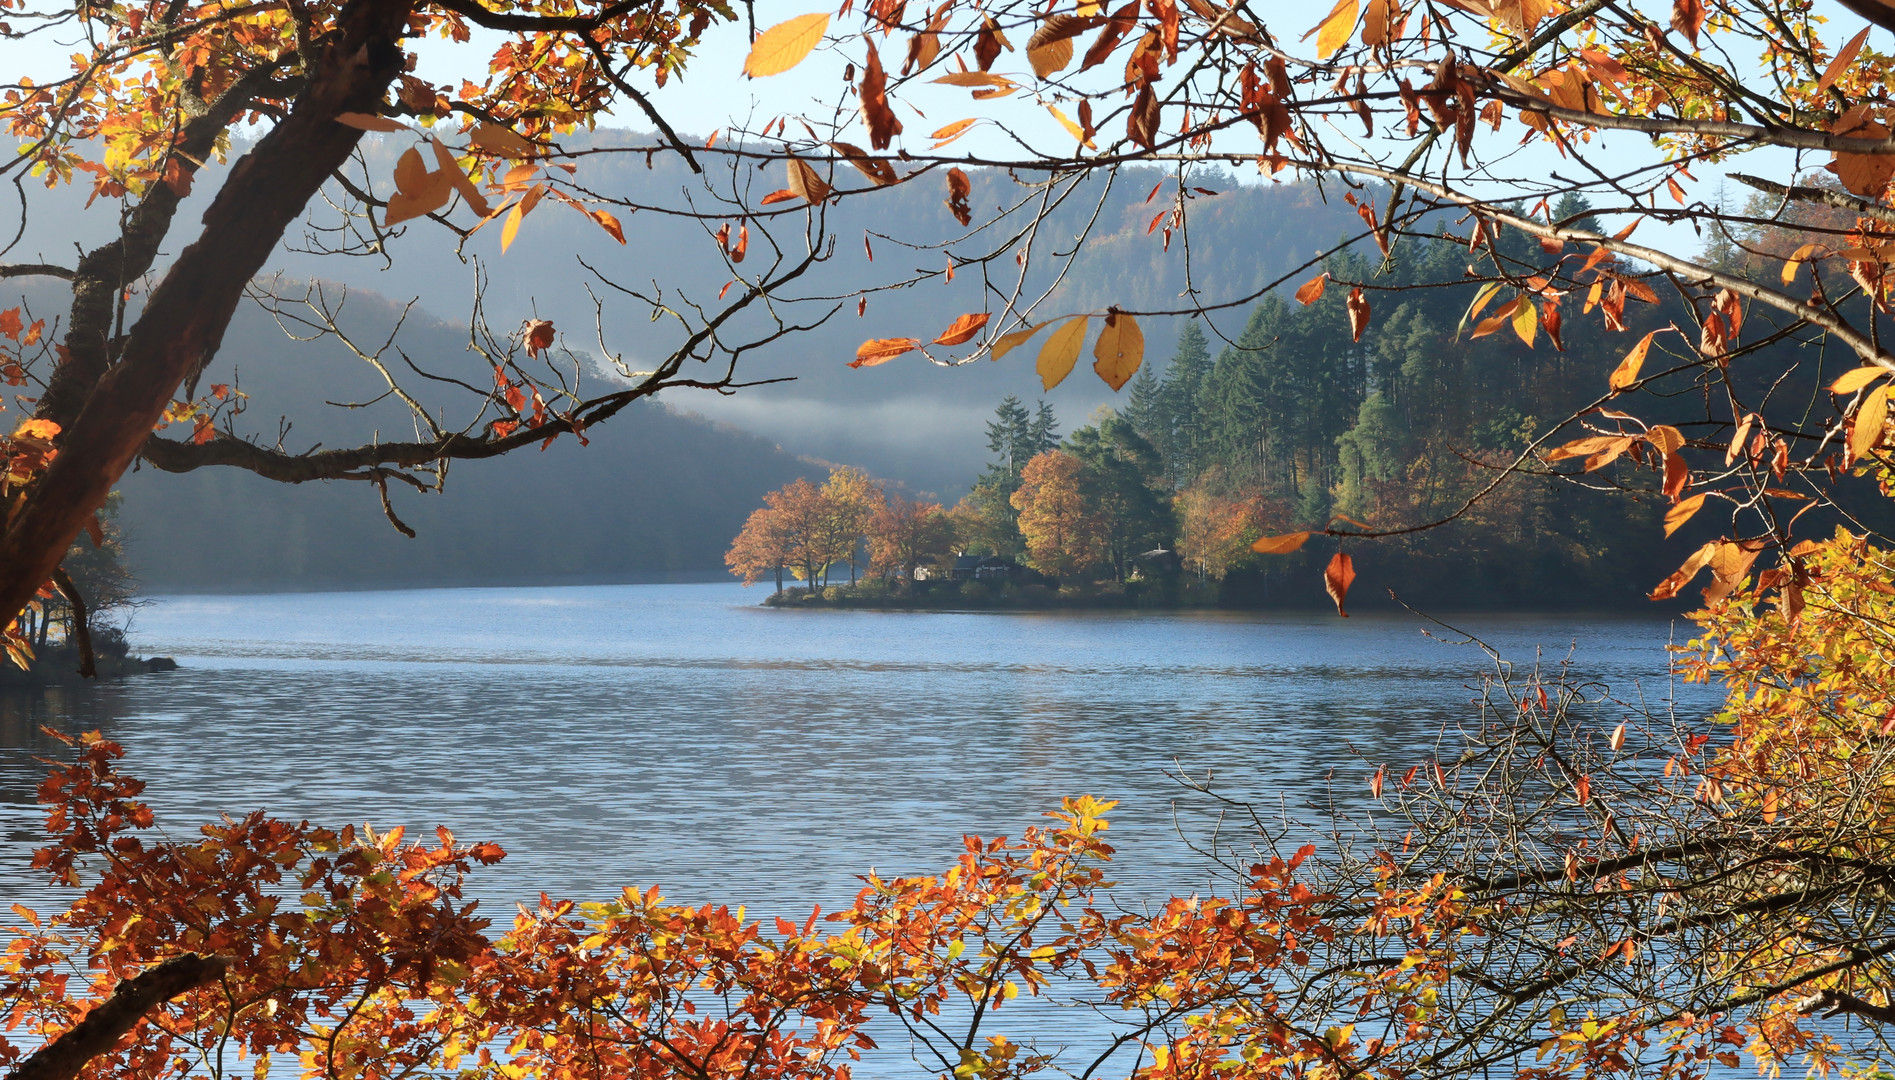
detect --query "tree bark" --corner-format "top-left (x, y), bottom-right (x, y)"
top-left (7, 954), bottom-right (225, 1080)
top-left (0, 0), bottom-right (415, 629)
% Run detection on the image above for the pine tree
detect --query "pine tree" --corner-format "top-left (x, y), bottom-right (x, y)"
top-left (985, 396), bottom-right (1034, 476)
top-left (1157, 321), bottom-right (1212, 486)
top-left (1122, 362), bottom-right (1166, 450)
top-left (1028, 401), bottom-right (1060, 455)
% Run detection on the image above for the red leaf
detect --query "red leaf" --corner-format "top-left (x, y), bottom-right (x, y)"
top-left (1324, 551), bottom-right (1356, 616)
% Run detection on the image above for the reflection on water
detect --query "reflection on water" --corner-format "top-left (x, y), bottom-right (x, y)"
top-left (0, 583), bottom-right (1718, 922)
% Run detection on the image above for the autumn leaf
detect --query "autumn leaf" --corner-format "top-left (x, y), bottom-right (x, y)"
top-left (1251, 531), bottom-right (1312, 554)
top-left (930, 119), bottom-right (980, 147)
top-left (1608, 328), bottom-right (1665, 391)
top-left (1851, 383), bottom-right (1891, 462)
top-left (828, 142), bottom-right (897, 185)
top-left (1047, 105), bottom-right (1093, 147)
top-left (335, 112), bottom-right (408, 132)
top-left (524, 319), bottom-right (556, 357)
top-left (1038, 317), bottom-right (1089, 389)
top-left (1511, 296), bottom-right (1538, 347)
top-left (933, 312), bottom-right (991, 346)
top-left (744, 13), bottom-right (831, 77)
top-left (787, 158), bottom-right (832, 203)
top-left (945, 168), bottom-right (973, 227)
top-left (1781, 241), bottom-right (1826, 285)
top-left (850, 338), bottom-right (924, 368)
top-left (1027, 14), bottom-right (1098, 77)
top-left (1294, 273), bottom-right (1328, 305)
top-left (431, 137), bottom-right (491, 218)
top-left (386, 168), bottom-right (455, 227)
top-left (1346, 287), bottom-right (1370, 342)
top-left (1664, 493), bottom-right (1707, 537)
top-left (1324, 551), bottom-right (1356, 616)
top-left (1820, 27), bottom-right (1871, 93)
top-left (1307, 0), bottom-right (1359, 59)
top-left (860, 41), bottom-right (903, 149)
top-left (1648, 424), bottom-right (1686, 456)
top-left (990, 322), bottom-right (1047, 361)
top-left (1092, 311), bottom-right (1144, 390)
top-left (469, 123), bottom-right (536, 159)
top-left (1831, 365), bottom-right (1890, 395)
top-left (1649, 541), bottom-right (1718, 601)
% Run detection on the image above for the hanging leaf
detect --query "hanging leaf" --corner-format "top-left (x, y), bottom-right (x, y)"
top-left (1511, 297), bottom-right (1538, 346)
top-left (929, 119), bottom-right (980, 147)
top-left (1307, 0), bottom-right (1360, 59)
top-left (1831, 365), bottom-right (1891, 395)
top-left (1346, 287), bottom-right (1370, 342)
top-left (431, 137), bottom-right (491, 218)
top-left (849, 337), bottom-right (924, 368)
top-left (1092, 311), bottom-right (1144, 390)
top-left (744, 13), bottom-right (831, 77)
top-left (1324, 551), bottom-right (1356, 617)
top-left (1047, 105), bottom-right (1092, 147)
top-left (1294, 273), bottom-right (1328, 305)
top-left (469, 123), bottom-right (537, 158)
top-left (1027, 14), bottom-right (1099, 77)
top-left (1459, 281), bottom-right (1505, 333)
top-left (860, 41), bottom-right (903, 149)
top-left (387, 169), bottom-right (455, 227)
top-left (1851, 383), bottom-right (1891, 462)
top-left (1648, 542), bottom-right (1719, 601)
top-left (393, 147), bottom-right (428, 194)
top-left (945, 168), bottom-right (973, 226)
top-left (990, 322), bottom-right (1047, 361)
top-left (787, 158), bottom-right (832, 203)
top-left (828, 141), bottom-right (897, 185)
top-left (1647, 424), bottom-right (1686, 456)
top-left (1781, 241), bottom-right (1827, 285)
top-left (1038, 317), bottom-right (1090, 389)
top-left (1251, 531), bottom-right (1312, 554)
top-left (933, 312), bottom-right (991, 346)
top-left (1608, 328), bottom-right (1664, 391)
top-left (1664, 493), bottom-right (1707, 537)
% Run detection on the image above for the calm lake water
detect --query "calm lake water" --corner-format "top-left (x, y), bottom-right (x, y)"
top-left (0, 583), bottom-right (1719, 922)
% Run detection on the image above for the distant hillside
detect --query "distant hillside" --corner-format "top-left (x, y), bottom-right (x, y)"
top-left (106, 291), bottom-right (828, 591)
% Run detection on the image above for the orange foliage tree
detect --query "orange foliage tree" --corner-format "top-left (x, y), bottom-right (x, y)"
top-left (865, 491), bottom-right (955, 580)
top-left (726, 506), bottom-right (796, 593)
top-left (1011, 450), bottom-right (1099, 581)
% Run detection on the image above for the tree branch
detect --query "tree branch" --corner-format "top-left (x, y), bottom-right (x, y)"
top-left (7, 954), bottom-right (226, 1080)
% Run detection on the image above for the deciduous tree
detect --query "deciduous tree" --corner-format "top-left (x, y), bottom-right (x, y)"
top-left (866, 491), bottom-right (954, 581)
top-left (1011, 449), bottom-right (1099, 580)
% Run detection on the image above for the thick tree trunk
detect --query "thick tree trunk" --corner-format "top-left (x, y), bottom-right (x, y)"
top-left (0, 0), bottom-right (414, 630)
top-left (8, 954), bottom-right (225, 1080)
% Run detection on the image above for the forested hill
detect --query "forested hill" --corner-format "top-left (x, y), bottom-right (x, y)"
top-left (104, 290), bottom-right (828, 592)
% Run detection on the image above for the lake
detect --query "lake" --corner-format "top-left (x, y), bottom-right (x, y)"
top-left (0, 582), bottom-right (1719, 922)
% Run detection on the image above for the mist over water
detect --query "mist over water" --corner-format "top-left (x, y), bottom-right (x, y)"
top-left (0, 582), bottom-right (1718, 925)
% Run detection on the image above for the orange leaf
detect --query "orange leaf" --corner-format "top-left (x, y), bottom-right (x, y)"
top-left (850, 337), bottom-right (923, 368)
top-left (1663, 493), bottom-right (1707, 537)
top-left (335, 112), bottom-right (408, 132)
top-left (1819, 26), bottom-right (1870, 93)
top-left (933, 312), bottom-right (991, 346)
top-left (929, 118), bottom-right (980, 146)
top-left (1832, 365), bottom-right (1890, 395)
top-left (1608, 328), bottom-right (1663, 391)
top-left (1251, 531), bottom-right (1312, 554)
top-left (1092, 310), bottom-right (1145, 390)
top-left (1324, 551), bottom-right (1356, 616)
top-left (1851, 383), bottom-right (1891, 462)
top-left (1294, 273), bottom-right (1328, 305)
top-left (760, 189), bottom-right (800, 204)
top-left (1346, 287), bottom-right (1370, 342)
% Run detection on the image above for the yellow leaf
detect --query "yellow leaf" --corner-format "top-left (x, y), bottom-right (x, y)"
top-left (990, 322), bottom-right (1046, 361)
top-left (1663, 493), bottom-right (1706, 537)
top-left (386, 168), bottom-right (455, 227)
top-left (932, 71), bottom-right (1018, 88)
top-left (1831, 365), bottom-right (1890, 395)
top-left (1511, 297), bottom-right (1538, 347)
top-left (469, 123), bottom-right (537, 159)
top-left (431, 137), bottom-right (492, 218)
top-left (1038, 317), bottom-right (1089, 390)
top-left (500, 200), bottom-right (526, 251)
top-left (1608, 329), bottom-right (1662, 391)
top-left (1047, 105), bottom-right (1090, 146)
top-left (1851, 383), bottom-right (1890, 462)
top-left (1647, 424), bottom-right (1684, 455)
top-left (1092, 311), bottom-right (1144, 390)
top-left (1308, 0), bottom-right (1360, 59)
top-left (1781, 241), bottom-right (1825, 285)
top-left (930, 118), bottom-right (980, 148)
top-left (1251, 531), bottom-right (1312, 554)
top-left (744, 13), bottom-right (831, 78)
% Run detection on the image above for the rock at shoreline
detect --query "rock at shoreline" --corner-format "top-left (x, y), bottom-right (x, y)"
top-left (145, 656), bottom-right (179, 672)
